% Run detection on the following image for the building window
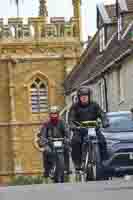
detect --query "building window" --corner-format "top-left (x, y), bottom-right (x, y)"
top-left (30, 78), bottom-right (48, 113)
top-left (117, 67), bottom-right (124, 103)
top-left (118, 15), bottom-right (123, 40)
top-left (98, 80), bottom-right (106, 111)
top-left (99, 27), bottom-right (106, 52)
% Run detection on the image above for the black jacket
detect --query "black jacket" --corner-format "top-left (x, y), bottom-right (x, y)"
top-left (39, 119), bottom-right (69, 141)
top-left (68, 101), bottom-right (108, 128)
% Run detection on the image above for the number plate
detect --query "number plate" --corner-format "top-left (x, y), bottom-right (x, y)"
top-left (53, 141), bottom-right (63, 147)
top-left (129, 153), bottom-right (133, 160)
top-left (88, 128), bottom-right (96, 136)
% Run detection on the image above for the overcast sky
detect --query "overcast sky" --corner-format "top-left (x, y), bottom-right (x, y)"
top-left (0, 0), bottom-right (115, 40)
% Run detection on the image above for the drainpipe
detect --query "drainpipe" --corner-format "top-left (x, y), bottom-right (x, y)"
top-left (102, 76), bottom-right (109, 112)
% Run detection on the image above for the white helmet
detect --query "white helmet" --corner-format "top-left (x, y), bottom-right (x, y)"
top-left (49, 106), bottom-right (60, 114)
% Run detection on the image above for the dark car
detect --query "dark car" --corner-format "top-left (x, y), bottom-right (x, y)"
top-left (98, 111), bottom-right (133, 179)
top-left (60, 108), bottom-right (133, 179)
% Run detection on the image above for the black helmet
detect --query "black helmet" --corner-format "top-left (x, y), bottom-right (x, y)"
top-left (130, 108), bottom-right (133, 113)
top-left (77, 86), bottom-right (91, 97)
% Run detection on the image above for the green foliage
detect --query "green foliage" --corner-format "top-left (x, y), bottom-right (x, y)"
top-left (9, 175), bottom-right (44, 186)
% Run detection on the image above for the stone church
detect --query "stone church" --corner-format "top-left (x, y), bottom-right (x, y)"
top-left (0, 0), bottom-right (82, 183)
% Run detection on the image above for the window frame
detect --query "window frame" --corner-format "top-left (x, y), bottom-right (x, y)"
top-left (117, 67), bottom-right (125, 104)
top-left (98, 80), bottom-right (106, 111)
top-left (30, 78), bottom-right (49, 114)
top-left (99, 26), bottom-right (106, 53)
top-left (118, 14), bottom-right (123, 40)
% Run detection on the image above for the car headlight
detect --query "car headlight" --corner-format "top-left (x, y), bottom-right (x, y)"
top-left (106, 139), bottom-right (119, 146)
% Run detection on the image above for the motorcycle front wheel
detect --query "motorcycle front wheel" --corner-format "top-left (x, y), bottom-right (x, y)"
top-left (54, 153), bottom-right (65, 183)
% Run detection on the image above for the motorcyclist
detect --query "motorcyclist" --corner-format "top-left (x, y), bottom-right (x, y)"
top-left (37, 106), bottom-right (70, 181)
top-left (68, 86), bottom-right (109, 171)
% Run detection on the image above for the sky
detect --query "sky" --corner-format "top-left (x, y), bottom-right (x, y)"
top-left (0, 0), bottom-right (115, 41)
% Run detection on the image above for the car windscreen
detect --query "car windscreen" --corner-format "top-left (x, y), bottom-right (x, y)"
top-left (103, 115), bottom-right (133, 132)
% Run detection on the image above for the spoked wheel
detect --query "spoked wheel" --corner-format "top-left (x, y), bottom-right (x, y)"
top-left (85, 157), bottom-right (97, 181)
top-left (85, 165), bottom-right (94, 181)
top-left (85, 144), bottom-right (109, 181)
top-left (85, 143), bottom-right (96, 181)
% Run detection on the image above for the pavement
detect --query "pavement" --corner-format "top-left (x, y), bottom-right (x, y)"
top-left (1, 179), bottom-right (133, 200)
top-left (1, 156), bottom-right (133, 200)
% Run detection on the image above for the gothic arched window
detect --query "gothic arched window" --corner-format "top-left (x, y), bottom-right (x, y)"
top-left (30, 78), bottom-right (48, 113)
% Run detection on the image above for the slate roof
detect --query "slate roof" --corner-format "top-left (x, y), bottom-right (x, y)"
top-left (64, 1), bottom-right (133, 95)
top-left (105, 0), bottom-right (133, 22)
top-left (64, 33), bottom-right (133, 94)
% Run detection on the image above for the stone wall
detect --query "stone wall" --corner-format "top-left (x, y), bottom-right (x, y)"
top-left (0, 16), bottom-right (81, 183)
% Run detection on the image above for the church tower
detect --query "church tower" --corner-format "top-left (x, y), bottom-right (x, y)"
top-left (0, 0), bottom-right (82, 184)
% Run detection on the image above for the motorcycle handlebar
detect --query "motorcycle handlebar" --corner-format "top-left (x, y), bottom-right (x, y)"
top-left (49, 138), bottom-right (64, 141)
top-left (71, 120), bottom-right (99, 129)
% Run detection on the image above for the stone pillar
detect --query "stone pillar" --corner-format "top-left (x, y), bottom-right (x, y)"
top-left (8, 60), bottom-right (23, 175)
top-left (8, 66), bottom-right (16, 122)
top-left (39, 0), bottom-right (48, 37)
top-left (72, 0), bottom-right (82, 39)
top-left (39, 0), bottom-right (48, 17)
top-left (29, 17), bottom-right (46, 39)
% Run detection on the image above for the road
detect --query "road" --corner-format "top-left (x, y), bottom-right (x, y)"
top-left (1, 179), bottom-right (133, 200)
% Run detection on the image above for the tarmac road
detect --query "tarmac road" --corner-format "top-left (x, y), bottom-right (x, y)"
top-left (1, 179), bottom-right (133, 200)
